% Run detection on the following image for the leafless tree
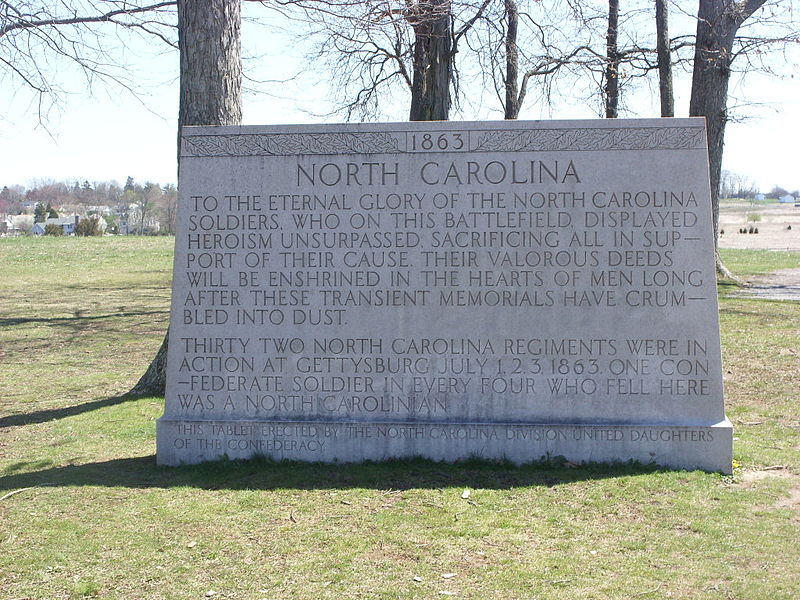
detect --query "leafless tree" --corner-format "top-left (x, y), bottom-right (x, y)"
top-left (0, 1), bottom-right (177, 120)
top-left (408, 0), bottom-right (453, 120)
top-left (688, 0), bottom-right (798, 278)
top-left (468, 0), bottom-right (680, 120)
top-left (161, 184), bottom-right (177, 234)
top-left (131, 0), bottom-right (242, 396)
top-left (720, 169), bottom-right (758, 199)
top-left (137, 181), bottom-right (160, 234)
top-left (466, 1), bottom-right (591, 119)
top-left (178, 0), bottom-right (241, 133)
top-left (655, 0), bottom-right (673, 116)
top-left (605, 0), bottom-right (620, 117)
top-left (502, 0), bottom-right (519, 118)
top-left (491, 0), bottom-right (586, 119)
top-left (293, 0), bottom-right (490, 121)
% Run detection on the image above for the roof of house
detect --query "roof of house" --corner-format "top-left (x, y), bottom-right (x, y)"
top-left (42, 216), bottom-right (79, 226)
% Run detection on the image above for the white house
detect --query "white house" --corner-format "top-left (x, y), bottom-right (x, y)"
top-left (87, 205), bottom-right (113, 216)
top-left (3, 214), bottom-right (34, 235)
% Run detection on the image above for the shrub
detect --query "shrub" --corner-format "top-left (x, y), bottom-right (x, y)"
top-left (74, 217), bottom-right (102, 237)
top-left (103, 215), bottom-right (119, 234)
top-left (44, 223), bottom-right (64, 236)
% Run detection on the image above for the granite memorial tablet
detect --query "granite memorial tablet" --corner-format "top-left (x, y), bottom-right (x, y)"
top-left (157, 119), bottom-right (733, 473)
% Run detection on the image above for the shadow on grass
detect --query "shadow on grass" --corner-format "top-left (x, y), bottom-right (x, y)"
top-left (0, 394), bottom-right (141, 428)
top-left (0, 454), bottom-right (668, 493)
top-left (0, 310), bottom-right (168, 327)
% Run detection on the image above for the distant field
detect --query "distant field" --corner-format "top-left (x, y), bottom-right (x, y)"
top-left (719, 199), bottom-right (800, 251)
top-left (0, 237), bottom-right (798, 600)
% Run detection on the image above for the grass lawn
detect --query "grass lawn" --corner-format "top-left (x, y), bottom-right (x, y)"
top-left (718, 248), bottom-right (800, 278)
top-left (1, 237), bottom-right (798, 600)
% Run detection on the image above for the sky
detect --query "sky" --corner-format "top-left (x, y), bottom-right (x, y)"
top-left (1, 6), bottom-right (798, 193)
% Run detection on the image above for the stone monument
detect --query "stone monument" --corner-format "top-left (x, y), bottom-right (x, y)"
top-left (157, 119), bottom-right (733, 473)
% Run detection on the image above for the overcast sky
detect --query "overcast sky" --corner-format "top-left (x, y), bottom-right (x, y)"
top-left (1, 6), bottom-right (798, 193)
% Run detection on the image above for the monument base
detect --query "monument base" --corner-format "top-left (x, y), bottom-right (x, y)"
top-left (157, 417), bottom-right (733, 473)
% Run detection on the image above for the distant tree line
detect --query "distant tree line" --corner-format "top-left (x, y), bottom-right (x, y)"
top-left (0, 176), bottom-right (177, 235)
top-left (719, 170), bottom-right (799, 200)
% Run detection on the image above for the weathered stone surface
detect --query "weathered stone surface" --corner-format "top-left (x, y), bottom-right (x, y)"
top-left (158, 119), bottom-right (733, 472)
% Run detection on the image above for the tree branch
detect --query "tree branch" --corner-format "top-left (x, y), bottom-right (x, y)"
top-left (739, 0), bottom-right (768, 23)
top-left (1, 1), bottom-right (176, 38)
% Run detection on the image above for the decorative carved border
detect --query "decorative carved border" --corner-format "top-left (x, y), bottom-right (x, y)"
top-left (472, 127), bottom-right (706, 152)
top-left (182, 132), bottom-right (402, 157)
top-left (182, 126), bottom-right (706, 157)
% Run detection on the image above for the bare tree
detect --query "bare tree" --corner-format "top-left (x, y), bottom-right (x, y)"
top-left (502, 0), bottom-right (519, 119)
top-left (1, 1), bottom-right (177, 119)
top-left (295, 0), bottom-right (490, 121)
top-left (605, 0), bottom-right (620, 117)
top-left (161, 184), bottom-right (178, 234)
top-left (177, 0), bottom-right (241, 133)
top-left (130, 0), bottom-right (242, 396)
top-left (408, 0), bottom-right (453, 120)
top-left (472, 0), bottom-right (673, 120)
top-left (688, 0), bottom-right (781, 278)
top-left (469, 1), bottom-right (595, 120)
top-left (138, 182), bottom-right (161, 234)
top-left (655, 0), bottom-right (673, 116)
top-left (720, 169), bottom-right (758, 199)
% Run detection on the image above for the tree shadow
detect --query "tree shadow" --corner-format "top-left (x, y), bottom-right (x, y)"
top-left (0, 310), bottom-right (168, 327)
top-left (0, 454), bottom-right (669, 493)
top-left (0, 308), bottom-right (170, 358)
top-left (0, 394), bottom-right (145, 428)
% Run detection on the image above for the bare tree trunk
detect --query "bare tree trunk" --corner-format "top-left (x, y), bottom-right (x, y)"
top-left (130, 0), bottom-right (242, 397)
top-left (605, 0), bottom-right (620, 118)
top-left (409, 0), bottom-right (452, 121)
top-left (178, 0), bottom-right (242, 130)
top-left (504, 0), bottom-right (520, 119)
top-left (689, 0), bottom-right (766, 279)
top-left (655, 0), bottom-right (674, 117)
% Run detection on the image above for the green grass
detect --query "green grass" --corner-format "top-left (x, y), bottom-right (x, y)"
top-left (1, 238), bottom-right (798, 599)
top-left (718, 248), bottom-right (800, 278)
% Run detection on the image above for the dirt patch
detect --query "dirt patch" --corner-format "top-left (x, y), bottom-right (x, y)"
top-left (719, 202), bottom-right (800, 251)
top-left (739, 468), bottom-right (800, 516)
top-left (740, 467), bottom-right (795, 484)
top-left (775, 486), bottom-right (800, 511)
top-left (731, 268), bottom-right (800, 302)
top-left (718, 201), bottom-right (800, 299)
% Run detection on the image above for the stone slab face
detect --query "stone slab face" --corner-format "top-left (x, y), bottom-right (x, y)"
top-left (157, 119), bottom-right (733, 473)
